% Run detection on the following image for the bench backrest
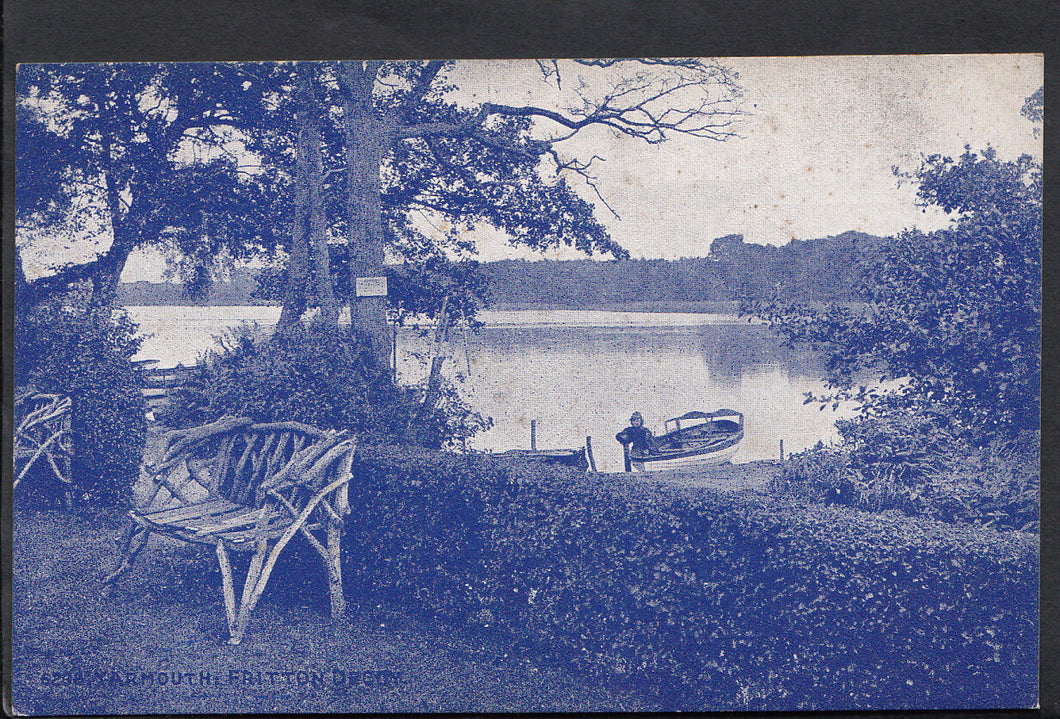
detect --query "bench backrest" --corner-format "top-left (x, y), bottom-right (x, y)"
top-left (146, 417), bottom-right (352, 513)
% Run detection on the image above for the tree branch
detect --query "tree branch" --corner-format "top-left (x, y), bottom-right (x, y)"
top-left (399, 61), bottom-right (448, 123)
top-left (19, 246), bottom-right (124, 308)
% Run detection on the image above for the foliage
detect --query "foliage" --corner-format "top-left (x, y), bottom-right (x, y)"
top-left (1021, 86), bottom-right (1043, 131)
top-left (484, 231), bottom-right (883, 307)
top-left (16, 62), bottom-right (286, 307)
top-left (255, 252), bottom-right (492, 328)
top-left (748, 145), bottom-right (1041, 444)
top-left (343, 447), bottom-right (1037, 710)
top-left (165, 321), bottom-right (490, 449)
top-left (15, 304), bottom-right (146, 506)
top-left (774, 413), bottom-right (1039, 531)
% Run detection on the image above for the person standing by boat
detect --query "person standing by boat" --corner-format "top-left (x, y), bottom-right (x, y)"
top-left (616, 411), bottom-right (653, 471)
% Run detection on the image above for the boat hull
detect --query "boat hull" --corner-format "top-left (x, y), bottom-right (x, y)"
top-left (630, 438), bottom-right (740, 471)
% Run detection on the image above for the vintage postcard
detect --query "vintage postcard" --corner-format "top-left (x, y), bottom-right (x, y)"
top-left (11, 55), bottom-right (1041, 713)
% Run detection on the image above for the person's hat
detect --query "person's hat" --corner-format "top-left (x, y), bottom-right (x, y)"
top-left (630, 411), bottom-right (643, 422)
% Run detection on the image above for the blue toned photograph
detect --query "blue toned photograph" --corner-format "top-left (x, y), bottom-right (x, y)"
top-left (12, 56), bottom-right (1040, 713)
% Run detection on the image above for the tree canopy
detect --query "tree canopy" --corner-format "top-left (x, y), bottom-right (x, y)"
top-left (750, 139), bottom-right (1041, 443)
top-left (17, 60), bottom-right (744, 354)
top-left (16, 63), bottom-right (282, 308)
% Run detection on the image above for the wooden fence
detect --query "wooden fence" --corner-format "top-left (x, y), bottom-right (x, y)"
top-left (136, 360), bottom-right (197, 421)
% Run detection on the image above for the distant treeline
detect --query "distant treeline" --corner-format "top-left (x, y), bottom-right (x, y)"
top-left (117, 270), bottom-right (268, 306)
top-left (487, 231), bottom-right (884, 306)
top-left (116, 231), bottom-right (885, 307)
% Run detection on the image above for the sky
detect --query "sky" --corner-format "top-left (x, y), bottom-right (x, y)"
top-left (448, 54), bottom-right (1043, 261)
top-left (19, 54), bottom-right (1043, 281)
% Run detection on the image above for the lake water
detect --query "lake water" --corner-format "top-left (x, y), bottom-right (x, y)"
top-left (123, 306), bottom-right (850, 472)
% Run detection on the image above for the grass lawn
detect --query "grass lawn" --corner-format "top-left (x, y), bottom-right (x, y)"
top-left (11, 507), bottom-right (656, 714)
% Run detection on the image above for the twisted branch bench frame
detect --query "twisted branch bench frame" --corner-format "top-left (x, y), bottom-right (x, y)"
top-left (14, 388), bottom-right (74, 508)
top-left (102, 416), bottom-right (356, 645)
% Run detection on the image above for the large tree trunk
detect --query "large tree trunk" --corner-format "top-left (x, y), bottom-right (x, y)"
top-left (305, 111), bottom-right (338, 325)
top-left (298, 64), bottom-right (339, 326)
top-left (88, 207), bottom-right (140, 310)
top-left (339, 61), bottom-right (391, 371)
top-left (277, 132), bottom-right (311, 330)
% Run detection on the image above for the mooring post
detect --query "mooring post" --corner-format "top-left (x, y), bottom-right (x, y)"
top-left (585, 436), bottom-right (597, 472)
top-left (530, 419), bottom-right (537, 451)
top-left (780, 439), bottom-right (784, 462)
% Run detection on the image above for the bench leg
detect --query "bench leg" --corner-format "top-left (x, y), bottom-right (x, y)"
top-left (226, 519), bottom-right (343, 644)
top-left (101, 521), bottom-right (151, 595)
top-left (215, 542), bottom-right (238, 638)
top-left (228, 539), bottom-right (268, 645)
top-left (325, 522), bottom-right (345, 621)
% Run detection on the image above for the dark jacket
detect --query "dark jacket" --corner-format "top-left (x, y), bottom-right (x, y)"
top-left (616, 425), bottom-right (653, 454)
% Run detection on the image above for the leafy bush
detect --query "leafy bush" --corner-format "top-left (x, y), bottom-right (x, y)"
top-left (748, 145), bottom-right (1041, 445)
top-left (166, 320), bottom-right (489, 449)
top-left (343, 447), bottom-right (1038, 710)
top-left (15, 304), bottom-right (146, 507)
top-left (774, 413), bottom-right (1039, 531)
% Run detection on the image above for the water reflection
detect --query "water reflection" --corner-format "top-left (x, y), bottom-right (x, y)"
top-left (122, 305), bottom-right (849, 472)
top-left (402, 322), bottom-right (847, 471)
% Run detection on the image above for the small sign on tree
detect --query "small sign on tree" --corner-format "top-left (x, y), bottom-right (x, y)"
top-left (355, 276), bottom-right (388, 297)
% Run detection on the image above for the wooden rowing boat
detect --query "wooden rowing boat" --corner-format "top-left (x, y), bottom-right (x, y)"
top-left (628, 409), bottom-right (744, 471)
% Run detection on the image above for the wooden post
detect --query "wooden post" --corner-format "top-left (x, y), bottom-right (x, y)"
top-left (780, 439), bottom-right (784, 462)
top-left (530, 419), bottom-right (537, 451)
top-left (585, 436), bottom-right (597, 472)
top-left (391, 321), bottom-right (398, 379)
top-left (623, 443), bottom-right (632, 473)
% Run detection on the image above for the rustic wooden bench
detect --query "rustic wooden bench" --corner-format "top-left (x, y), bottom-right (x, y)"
top-left (101, 415), bottom-right (357, 645)
top-left (14, 388), bottom-right (74, 508)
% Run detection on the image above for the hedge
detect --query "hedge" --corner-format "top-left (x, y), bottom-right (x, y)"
top-left (342, 447), bottom-right (1037, 711)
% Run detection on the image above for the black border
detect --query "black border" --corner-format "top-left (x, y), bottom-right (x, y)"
top-left (3, 1), bottom-right (1055, 717)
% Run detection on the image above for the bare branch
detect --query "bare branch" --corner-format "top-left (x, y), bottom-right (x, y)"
top-left (481, 58), bottom-right (743, 145)
top-left (546, 149), bottom-right (620, 219)
top-left (535, 60), bottom-right (563, 89)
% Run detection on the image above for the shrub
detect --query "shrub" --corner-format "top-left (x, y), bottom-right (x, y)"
top-left (166, 320), bottom-right (490, 449)
top-left (774, 412), bottom-right (1039, 531)
top-left (15, 304), bottom-right (146, 507)
top-left (342, 447), bottom-right (1038, 710)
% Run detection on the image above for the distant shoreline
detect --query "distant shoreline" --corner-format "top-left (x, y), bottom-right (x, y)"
top-left (115, 232), bottom-right (882, 310)
top-left (118, 299), bottom-right (866, 315)
top-left (486, 301), bottom-right (741, 314)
